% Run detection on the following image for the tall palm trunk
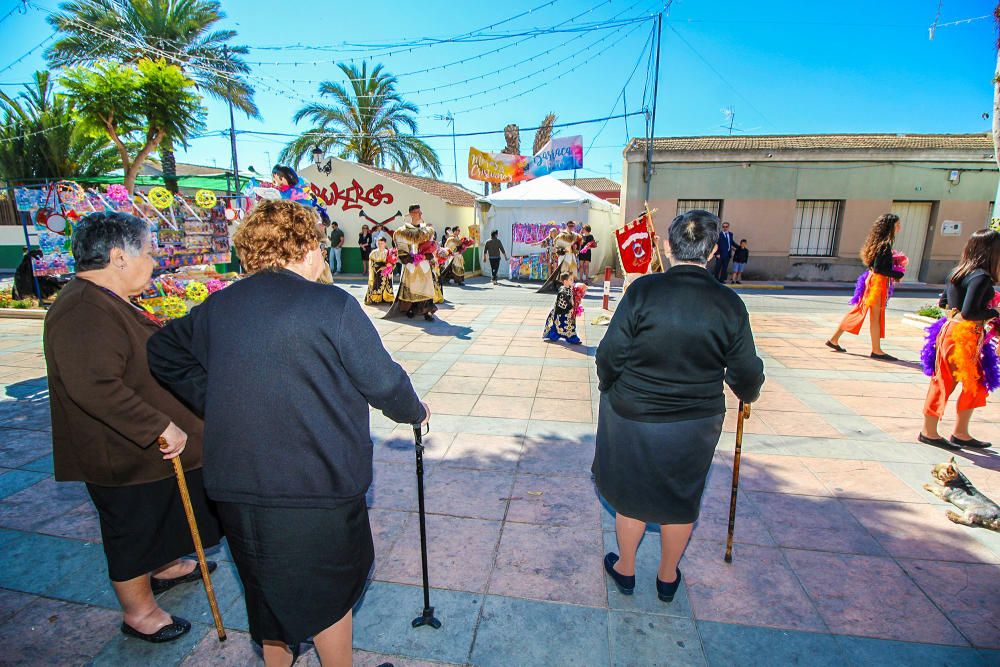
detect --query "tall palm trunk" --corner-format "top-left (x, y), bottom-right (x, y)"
top-left (159, 138), bottom-right (179, 193)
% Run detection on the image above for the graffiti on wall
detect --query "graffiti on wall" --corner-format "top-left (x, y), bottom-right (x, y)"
top-left (310, 179), bottom-right (394, 212)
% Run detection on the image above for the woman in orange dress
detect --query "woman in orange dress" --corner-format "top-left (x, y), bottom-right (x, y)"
top-left (827, 214), bottom-right (903, 360)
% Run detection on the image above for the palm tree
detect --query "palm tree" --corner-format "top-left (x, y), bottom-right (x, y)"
top-left (45, 0), bottom-right (259, 190)
top-left (280, 62), bottom-right (442, 178)
top-left (533, 112), bottom-right (557, 155)
top-left (0, 71), bottom-right (121, 181)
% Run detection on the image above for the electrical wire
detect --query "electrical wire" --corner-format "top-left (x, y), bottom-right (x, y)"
top-left (0, 31), bottom-right (56, 76)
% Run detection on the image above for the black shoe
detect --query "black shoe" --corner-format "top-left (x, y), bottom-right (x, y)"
top-left (918, 433), bottom-right (962, 451)
top-left (950, 435), bottom-right (992, 449)
top-left (603, 553), bottom-right (635, 595)
top-left (424, 314), bottom-right (434, 322)
top-left (656, 568), bottom-right (682, 602)
top-left (406, 311), bottom-right (414, 319)
top-left (870, 352), bottom-right (898, 361)
top-left (151, 561), bottom-right (216, 595)
top-left (121, 616), bottom-right (191, 643)
top-left (825, 340), bottom-right (846, 353)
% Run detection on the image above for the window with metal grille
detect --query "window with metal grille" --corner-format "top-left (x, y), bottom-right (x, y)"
top-left (791, 200), bottom-right (842, 256)
top-left (676, 199), bottom-right (722, 217)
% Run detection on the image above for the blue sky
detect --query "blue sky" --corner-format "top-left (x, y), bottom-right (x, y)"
top-left (0, 0), bottom-right (995, 191)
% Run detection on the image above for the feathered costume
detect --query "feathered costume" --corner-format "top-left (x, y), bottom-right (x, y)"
top-left (839, 251), bottom-right (907, 338)
top-left (440, 236), bottom-right (473, 285)
top-left (537, 230), bottom-right (582, 293)
top-left (365, 247), bottom-right (396, 305)
top-left (385, 222), bottom-right (439, 318)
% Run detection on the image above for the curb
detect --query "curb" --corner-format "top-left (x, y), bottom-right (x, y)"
top-left (902, 313), bottom-right (937, 330)
top-left (0, 308), bottom-right (44, 320)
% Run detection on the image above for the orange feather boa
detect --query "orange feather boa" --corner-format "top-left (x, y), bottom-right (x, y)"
top-left (862, 273), bottom-right (889, 310)
top-left (947, 320), bottom-right (983, 388)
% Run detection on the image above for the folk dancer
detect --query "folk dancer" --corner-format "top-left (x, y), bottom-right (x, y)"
top-left (387, 205), bottom-right (439, 320)
top-left (543, 273), bottom-right (583, 344)
top-left (827, 214), bottom-right (904, 360)
top-left (365, 236), bottom-right (397, 305)
top-left (440, 228), bottom-right (471, 285)
top-left (919, 229), bottom-right (1000, 451)
top-left (537, 222), bottom-right (583, 293)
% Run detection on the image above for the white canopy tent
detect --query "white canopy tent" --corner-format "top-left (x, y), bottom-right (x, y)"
top-left (476, 175), bottom-right (619, 279)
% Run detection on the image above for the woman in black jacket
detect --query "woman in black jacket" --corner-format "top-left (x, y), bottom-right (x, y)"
top-left (593, 210), bottom-right (765, 604)
top-left (827, 214), bottom-right (904, 359)
top-left (147, 200), bottom-right (429, 666)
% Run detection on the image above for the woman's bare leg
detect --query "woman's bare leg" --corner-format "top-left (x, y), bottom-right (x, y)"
top-left (658, 523), bottom-right (694, 583)
top-left (829, 327), bottom-right (845, 346)
top-left (922, 414), bottom-right (943, 439)
top-left (112, 576), bottom-right (172, 634)
top-left (870, 313), bottom-right (885, 354)
top-left (953, 408), bottom-right (976, 440)
top-left (262, 641), bottom-right (294, 667)
top-left (613, 513), bottom-right (646, 576)
top-left (313, 610), bottom-right (353, 667)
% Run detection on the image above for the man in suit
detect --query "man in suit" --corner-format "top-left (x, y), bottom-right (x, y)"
top-left (713, 221), bottom-right (735, 282)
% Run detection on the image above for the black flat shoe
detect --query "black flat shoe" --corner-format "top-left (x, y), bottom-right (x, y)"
top-left (656, 568), bottom-right (682, 603)
top-left (825, 340), bottom-right (846, 353)
top-left (406, 311), bottom-right (414, 319)
top-left (121, 616), bottom-right (191, 643)
top-left (151, 561), bottom-right (216, 595)
top-left (424, 314), bottom-right (434, 322)
top-left (918, 433), bottom-right (962, 451)
top-left (950, 435), bottom-right (992, 449)
top-left (870, 352), bottom-right (898, 361)
top-left (603, 553), bottom-right (634, 595)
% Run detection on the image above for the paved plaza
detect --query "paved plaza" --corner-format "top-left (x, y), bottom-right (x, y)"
top-left (0, 278), bottom-right (999, 666)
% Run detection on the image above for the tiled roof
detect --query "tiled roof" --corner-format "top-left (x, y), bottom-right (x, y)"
top-left (143, 159), bottom-right (230, 176)
top-left (360, 165), bottom-right (478, 207)
top-left (558, 177), bottom-right (621, 192)
top-left (626, 133), bottom-right (993, 153)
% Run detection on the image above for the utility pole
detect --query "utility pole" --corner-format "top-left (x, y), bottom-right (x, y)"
top-left (643, 11), bottom-right (663, 203)
top-left (223, 45), bottom-right (241, 201)
top-left (434, 112), bottom-right (458, 182)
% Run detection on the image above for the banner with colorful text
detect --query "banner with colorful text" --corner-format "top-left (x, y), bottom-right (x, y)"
top-left (468, 135), bottom-right (584, 183)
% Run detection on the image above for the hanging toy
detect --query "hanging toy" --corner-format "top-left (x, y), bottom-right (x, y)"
top-left (185, 281), bottom-right (209, 303)
top-left (106, 184), bottom-right (130, 206)
top-left (161, 296), bottom-right (188, 319)
top-left (195, 189), bottom-right (217, 209)
top-left (56, 181), bottom-right (85, 207)
top-left (148, 186), bottom-right (174, 209)
top-left (224, 202), bottom-right (237, 221)
top-left (36, 208), bottom-right (68, 234)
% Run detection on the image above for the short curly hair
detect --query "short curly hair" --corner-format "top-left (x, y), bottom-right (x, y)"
top-left (233, 200), bottom-right (321, 273)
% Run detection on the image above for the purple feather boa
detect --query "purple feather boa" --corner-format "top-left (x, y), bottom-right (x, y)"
top-left (920, 317), bottom-right (946, 377)
top-left (982, 339), bottom-right (1000, 393)
top-left (850, 271), bottom-right (895, 306)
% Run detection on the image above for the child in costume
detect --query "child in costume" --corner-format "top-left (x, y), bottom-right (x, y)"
top-left (543, 273), bottom-right (582, 344)
top-left (919, 229), bottom-right (1000, 451)
top-left (827, 213), bottom-right (905, 360)
top-left (365, 237), bottom-right (396, 305)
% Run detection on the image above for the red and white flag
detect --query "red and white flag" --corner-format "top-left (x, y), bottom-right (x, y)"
top-left (615, 213), bottom-right (654, 274)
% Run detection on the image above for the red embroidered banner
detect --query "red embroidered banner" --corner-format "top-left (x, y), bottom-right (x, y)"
top-left (616, 214), bottom-right (654, 274)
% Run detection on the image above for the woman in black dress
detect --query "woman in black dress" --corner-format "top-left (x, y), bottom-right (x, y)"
top-left (148, 201), bottom-right (429, 666)
top-left (578, 224), bottom-right (596, 283)
top-left (358, 224), bottom-right (373, 276)
top-left (593, 209), bottom-right (764, 603)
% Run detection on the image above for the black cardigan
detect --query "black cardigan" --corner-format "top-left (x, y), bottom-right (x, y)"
top-left (938, 269), bottom-right (999, 321)
top-left (147, 269), bottom-right (425, 508)
top-left (596, 265), bottom-right (765, 422)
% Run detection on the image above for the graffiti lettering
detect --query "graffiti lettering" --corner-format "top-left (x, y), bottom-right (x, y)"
top-left (310, 179), bottom-right (395, 212)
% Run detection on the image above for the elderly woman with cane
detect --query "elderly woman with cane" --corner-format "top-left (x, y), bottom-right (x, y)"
top-left (148, 200), bottom-right (429, 666)
top-left (592, 209), bottom-right (765, 602)
top-left (43, 211), bottom-right (220, 643)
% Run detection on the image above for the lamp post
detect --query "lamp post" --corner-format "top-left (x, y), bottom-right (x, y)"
top-left (311, 146), bottom-right (324, 166)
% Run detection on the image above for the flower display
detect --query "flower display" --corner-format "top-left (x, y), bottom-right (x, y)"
top-left (185, 281), bottom-right (208, 303)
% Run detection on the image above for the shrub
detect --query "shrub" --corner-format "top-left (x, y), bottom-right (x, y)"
top-left (917, 304), bottom-right (944, 319)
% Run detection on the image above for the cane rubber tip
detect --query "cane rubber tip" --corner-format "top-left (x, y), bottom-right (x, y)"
top-left (724, 554), bottom-right (733, 563)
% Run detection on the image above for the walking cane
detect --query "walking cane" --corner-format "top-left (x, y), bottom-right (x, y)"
top-left (159, 438), bottom-right (227, 641)
top-left (724, 402), bottom-right (751, 564)
top-left (410, 424), bottom-right (441, 629)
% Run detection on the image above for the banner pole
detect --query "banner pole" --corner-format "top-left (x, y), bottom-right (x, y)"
top-left (644, 202), bottom-right (664, 273)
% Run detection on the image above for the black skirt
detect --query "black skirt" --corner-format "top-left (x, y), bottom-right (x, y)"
top-left (87, 468), bottom-right (221, 582)
top-left (218, 496), bottom-right (374, 646)
top-left (592, 393), bottom-right (724, 524)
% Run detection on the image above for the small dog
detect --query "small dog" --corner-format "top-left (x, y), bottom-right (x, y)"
top-left (924, 458), bottom-right (1000, 531)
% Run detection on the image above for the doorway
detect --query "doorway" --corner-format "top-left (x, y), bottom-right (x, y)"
top-left (890, 201), bottom-right (933, 283)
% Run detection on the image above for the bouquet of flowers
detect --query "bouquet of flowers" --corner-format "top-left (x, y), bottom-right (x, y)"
top-left (892, 251), bottom-right (908, 277)
top-left (380, 248), bottom-right (399, 277)
top-left (572, 282), bottom-right (588, 317)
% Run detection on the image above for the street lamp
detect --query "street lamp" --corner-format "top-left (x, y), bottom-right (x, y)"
top-left (311, 146), bottom-right (324, 166)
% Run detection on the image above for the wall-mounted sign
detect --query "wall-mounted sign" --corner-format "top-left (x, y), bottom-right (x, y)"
top-left (940, 220), bottom-right (962, 236)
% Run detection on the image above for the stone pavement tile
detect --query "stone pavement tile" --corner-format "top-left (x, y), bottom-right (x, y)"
top-left (0, 587), bottom-right (37, 624)
top-left (721, 411), bottom-right (774, 435)
top-left (0, 596), bottom-right (120, 666)
top-left (353, 582), bottom-right (480, 665)
top-left (492, 363), bottom-right (542, 380)
top-left (600, 530), bottom-right (693, 618)
top-left (470, 395), bottom-right (534, 419)
top-left (765, 436), bottom-right (876, 460)
top-left (691, 485), bottom-right (775, 547)
top-left (530, 397), bottom-right (593, 422)
top-left (0, 427), bottom-right (51, 468)
top-left (505, 345), bottom-right (547, 358)
top-left (0, 528), bottom-right (106, 596)
top-left (424, 467), bottom-right (514, 520)
top-left (367, 462), bottom-right (418, 512)
top-left (18, 453), bottom-right (53, 473)
top-left (490, 522), bottom-right (606, 607)
top-left (835, 394), bottom-right (927, 417)
top-left (897, 559), bottom-right (1000, 649)
top-left (834, 635), bottom-right (989, 666)
top-left (859, 440), bottom-right (953, 465)
top-left (430, 375), bottom-right (489, 395)
top-left (610, 610), bottom-right (706, 666)
top-left (376, 428), bottom-right (455, 467)
top-left (507, 473), bottom-right (601, 529)
top-left (35, 499), bottom-right (102, 542)
top-left (448, 361), bottom-right (497, 377)
top-left (428, 414), bottom-right (528, 437)
top-left (698, 621), bottom-right (845, 667)
top-left (748, 492), bottom-right (886, 556)
top-left (157, 560), bottom-right (245, 628)
top-left (180, 628), bottom-right (261, 666)
top-left (470, 594), bottom-right (609, 667)
top-left (91, 620), bottom-right (209, 666)
top-left (539, 365), bottom-right (591, 382)
top-left (0, 468), bottom-right (46, 499)
top-left (422, 392), bottom-right (479, 416)
top-left (519, 435), bottom-right (596, 478)
top-left (842, 499), bottom-right (1000, 564)
top-left (535, 381), bottom-right (592, 401)
top-left (377, 514), bottom-right (501, 593)
top-left (756, 410), bottom-right (843, 438)
top-left (738, 454), bottom-right (833, 496)
top-left (440, 433), bottom-right (523, 470)
top-left (482, 377), bottom-right (538, 397)
top-left (546, 345), bottom-right (591, 360)
top-left (800, 458), bottom-right (929, 503)
top-left (783, 549), bottom-right (968, 645)
top-left (682, 540), bottom-right (825, 633)
top-left (351, 649), bottom-right (452, 667)
top-left (865, 415), bottom-right (935, 444)
top-left (369, 509), bottom-right (411, 576)
top-left (220, 593), bottom-right (248, 632)
top-left (44, 546), bottom-right (124, 610)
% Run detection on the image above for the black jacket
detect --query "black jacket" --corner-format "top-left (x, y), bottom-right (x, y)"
top-left (938, 269), bottom-right (998, 321)
top-left (147, 269), bottom-right (425, 508)
top-left (596, 265), bottom-right (765, 422)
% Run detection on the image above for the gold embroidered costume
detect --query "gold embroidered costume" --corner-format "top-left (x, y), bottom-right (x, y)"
top-left (365, 247), bottom-right (394, 304)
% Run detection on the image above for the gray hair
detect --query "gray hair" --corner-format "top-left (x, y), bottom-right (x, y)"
top-left (72, 211), bottom-right (149, 271)
top-left (668, 210), bottom-right (720, 262)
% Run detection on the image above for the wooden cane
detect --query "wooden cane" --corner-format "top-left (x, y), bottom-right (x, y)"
top-left (724, 402), bottom-right (751, 563)
top-left (159, 438), bottom-right (227, 641)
